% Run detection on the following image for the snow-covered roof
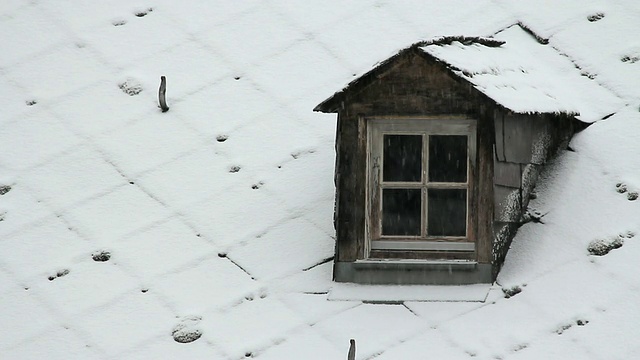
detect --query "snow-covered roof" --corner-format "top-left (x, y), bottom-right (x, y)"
top-left (420, 25), bottom-right (625, 121)
top-left (318, 25), bottom-right (625, 122)
top-left (1, 1), bottom-right (640, 359)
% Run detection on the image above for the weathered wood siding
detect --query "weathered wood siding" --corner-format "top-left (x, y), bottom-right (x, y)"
top-left (343, 51), bottom-right (487, 115)
top-left (476, 112), bottom-right (495, 264)
top-left (334, 113), bottom-right (364, 262)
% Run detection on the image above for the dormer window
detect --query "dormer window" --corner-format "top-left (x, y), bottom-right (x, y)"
top-left (313, 28), bottom-right (600, 285)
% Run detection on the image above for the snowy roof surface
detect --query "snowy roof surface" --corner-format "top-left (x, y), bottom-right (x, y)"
top-left (420, 25), bottom-right (625, 121)
top-left (1, 1), bottom-right (640, 359)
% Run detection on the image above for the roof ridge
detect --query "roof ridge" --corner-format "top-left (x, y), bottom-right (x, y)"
top-left (414, 36), bottom-right (505, 48)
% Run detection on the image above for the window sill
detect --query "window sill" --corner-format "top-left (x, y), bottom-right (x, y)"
top-left (371, 240), bottom-right (474, 251)
top-left (356, 259), bottom-right (478, 269)
top-left (334, 260), bottom-right (492, 285)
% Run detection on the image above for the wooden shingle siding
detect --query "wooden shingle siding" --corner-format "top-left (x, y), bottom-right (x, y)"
top-left (497, 114), bottom-right (536, 164)
top-left (494, 160), bottom-right (523, 188)
top-left (344, 51), bottom-right (487, 116)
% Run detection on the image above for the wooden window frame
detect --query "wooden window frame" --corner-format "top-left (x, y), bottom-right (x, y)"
top-left (365, 116), bottom-right (477, 257)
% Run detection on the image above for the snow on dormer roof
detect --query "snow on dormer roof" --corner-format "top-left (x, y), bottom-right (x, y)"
top-left (418, 25), bottom-right (624, 122)
top-left (316, 24), bottom-right (624, 122)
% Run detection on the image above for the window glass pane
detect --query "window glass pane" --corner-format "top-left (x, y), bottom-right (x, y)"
top-left (382, 189), bottom-right (421, 236)
top-left (428, 135), bottom-right (467, 183)
top-left (427, 189), bottom-right (466, 236)
top-left (383, 134), bottom-right (422, 182)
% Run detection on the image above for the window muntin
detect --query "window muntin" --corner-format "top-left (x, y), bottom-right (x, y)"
top-left (368, 118), bottom-right (476, 252)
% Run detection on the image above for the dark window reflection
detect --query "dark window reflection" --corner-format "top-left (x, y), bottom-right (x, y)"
top-left (428, 135), bottom-right (467, 183)
top-left (382, 189), bottom-right (421, 236)
top-left (383, 135), bottom-right (422, 182)
top-left (427, 189), bottom-right (466, 236)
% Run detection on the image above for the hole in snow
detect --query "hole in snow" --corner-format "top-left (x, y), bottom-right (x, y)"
top-left (234, 76), bottom-right (241, 80)
top-left (129, 181), bottom-right (135, 185)
top-left (251, 182), bottom-right (264, 190)
top-left (556, 324), bottom-right (573, 335)
top-left (141, 288), bottom-right (149, 293)
top-left (556, 319), bottom-right (589, 334)
top-left (587, 13), bottom-right (605, 22)
top-left (92, 251), bottom-right (111, 262)
top-left (587, 232), bottom-right (631, 256)
top-left (173, 330), bottom-right (202, 344)
top-left (0, 185), bottom-right (11, 195)
top-left (57, 269), bottom-right (70, 277)
top-left (118, 79), bottom-right (143, 96)
top-left (134, 8), bottom-right (153, 17)
top-left (581, 71), bottom-right (596, 80)
top-left (216, 135), bottom-right (228, 142)
top-left (502, 285), bottom-right (522, 298)
top-left (616, 183), bottom-right (638, 200)
top-left (172, 316), bottom-right (203, 343)
top-left (112, 19), bottom-right (127, 26)
top-left (291, 148), bottom-right (316, 159)
top-left (520, 209), bottom-right (546, 225)
top-left (49, 269), bottom-right (70, 281)
top-left (245, 352), bottom-right (253, 357)
top-left (229, 165), bottom-right (241, 173)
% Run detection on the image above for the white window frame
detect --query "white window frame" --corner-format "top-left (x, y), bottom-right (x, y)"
top-left (365, 116), bottom-right (477, 255)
